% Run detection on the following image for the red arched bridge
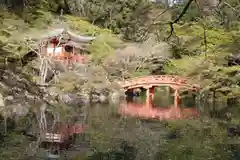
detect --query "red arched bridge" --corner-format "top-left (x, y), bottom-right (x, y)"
top-left (118, 75), bottom-right (199, 91)
top-left (117, 75), bottom-right (200, 107)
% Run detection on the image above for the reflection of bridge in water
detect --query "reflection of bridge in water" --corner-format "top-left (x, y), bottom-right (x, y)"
top-left (119, 103), bottom-right (200, 120)
top-left (118, 75), bottom-right (200, 120)
top-left (118, 75), bottom-right (200, 107)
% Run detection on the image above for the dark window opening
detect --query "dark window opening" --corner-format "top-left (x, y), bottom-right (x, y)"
top-left (64, 45), bottom-right (73, 53)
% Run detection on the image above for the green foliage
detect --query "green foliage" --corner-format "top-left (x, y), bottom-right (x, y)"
top-left (171, 2), bottom-right (202, 22)
top-left (64, 15), bottom-right (112, 35)
top-left (0, 15), bottom-right (28, 56)
top-left (27, 10), bottom-right (54, 28)
top-left (87, 34), bottom-right (123, 63)
top-left (64, 15), bottom-right (124, 63)
top-left (0, 10), bottom-right (123, 62)
top-left (68, 0), bottom-right (153, 41)
top-left (175, 24), bottom-right (233, 51)
top-left (171, 0), bottom-right (240, 29)
top-left (163, 22), bottom-right (240, 102)
top-left (160, 120), bottom-right (229, 160)
top-left (0, 9), bottom-right (54, 57)
top-left (164, 55), bottom-right (207, 76)
top-left (1, 2), bottom-right (240, 160)
top-left (165, 54), bottom-right (240, 102)
top-left (215, 0), bottom-right (240, 29)
top-left (132, 69), bottom-right (150, 77)
top-left (0, 133), bottom-right (30, 160)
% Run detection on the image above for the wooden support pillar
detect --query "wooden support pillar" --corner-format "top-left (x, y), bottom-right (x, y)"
top-left (146, 88), bottom-right (150, 108)
top-left (174, 89), bottom-right (180, 107)
top-left (165, 87), bottom-right (170, 98)
top-left (150, 86), bottom-right (155, 101)
top-left (146, 87), bottom-right (154, 108)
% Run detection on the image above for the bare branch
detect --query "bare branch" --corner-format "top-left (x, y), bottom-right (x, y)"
top-left (223, 1), bottom-right (240, 12)
top-left (139, 8), bottom-right (170, 40)
top-left (167, 0), bottom-right (195, 40)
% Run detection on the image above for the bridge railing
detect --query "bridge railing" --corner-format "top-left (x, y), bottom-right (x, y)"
top-left (117, 75), bottom-right (200, 90)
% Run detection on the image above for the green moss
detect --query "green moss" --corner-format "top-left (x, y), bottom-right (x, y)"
top-left (174, 23), bottom-right (233, 57)
top-left (164, 55), bottom-right (239, 102)
top-left (132, 69), bottom-right (151, 77)
top-left (63, 15), bottom-right (123, 63)
top-left (29, 10), bottom-right (54, 28)
top-left (55, 81), bottom-right (76, 92)
top-left (64, 15), bottom-right (112, 35)
top-left (221, 66), bottom-right (240, 74)
top-left (175, 24), bottom-right (232, 46)
top-left (164, 55), bottom-right (208, 76)
top-left (0, 10), bottom-right (50, 57)
top-left (87, 33), bottom-right (123, 63)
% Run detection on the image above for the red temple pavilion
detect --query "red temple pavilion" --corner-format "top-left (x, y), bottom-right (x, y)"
top-left (39, 28), bottom-right (95, 67)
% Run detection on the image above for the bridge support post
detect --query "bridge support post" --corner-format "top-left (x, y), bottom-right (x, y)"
top-left (174, 89), bottom-right (180, 107)
top-left (165, 87), bottom-right (170, 98)
top-left (150, 87), bottom-right (155, 100)
top-left (146, 88), bottom-right (150, 108)
top-left (146, 87), bottom-right (154, 108)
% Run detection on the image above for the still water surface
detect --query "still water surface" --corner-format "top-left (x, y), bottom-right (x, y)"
top-left (70, 92), bottom-right (240, 160)
top-left (11, 90), bottom-right (240, 160)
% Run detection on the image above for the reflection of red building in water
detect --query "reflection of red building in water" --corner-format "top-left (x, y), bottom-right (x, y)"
top-left (40, 122), bottom-right (85, 150)
top-left (119, 102), bottom-right (200, 120)
top-left (40, 29), bottom-right (95, 67)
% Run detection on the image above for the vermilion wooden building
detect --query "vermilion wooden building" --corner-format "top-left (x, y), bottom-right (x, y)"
top-left (40, 29), bottom-right (95, 66)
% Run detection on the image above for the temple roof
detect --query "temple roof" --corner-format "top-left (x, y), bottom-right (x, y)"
top-left (39, 28), bottom-right (96, 43)
top-left (64, 41), bottom-right (88, 49)
top-left (67, 30), bottom-right (96, 43)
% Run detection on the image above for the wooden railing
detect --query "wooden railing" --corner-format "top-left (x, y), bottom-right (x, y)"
top-left (118, 75), bottom-right (200, 90)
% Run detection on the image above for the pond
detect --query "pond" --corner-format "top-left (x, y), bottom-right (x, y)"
top-left (1, 89), bottom-right (240, 160)
top-left (71, 89), bottom-right (240, 160)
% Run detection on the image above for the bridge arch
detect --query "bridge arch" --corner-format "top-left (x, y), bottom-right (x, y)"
top-left (117, 75), bottom-right (200, 107)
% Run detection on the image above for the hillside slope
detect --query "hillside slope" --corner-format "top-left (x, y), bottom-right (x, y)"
top-left (163, 23), bottom-right (240, 103)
